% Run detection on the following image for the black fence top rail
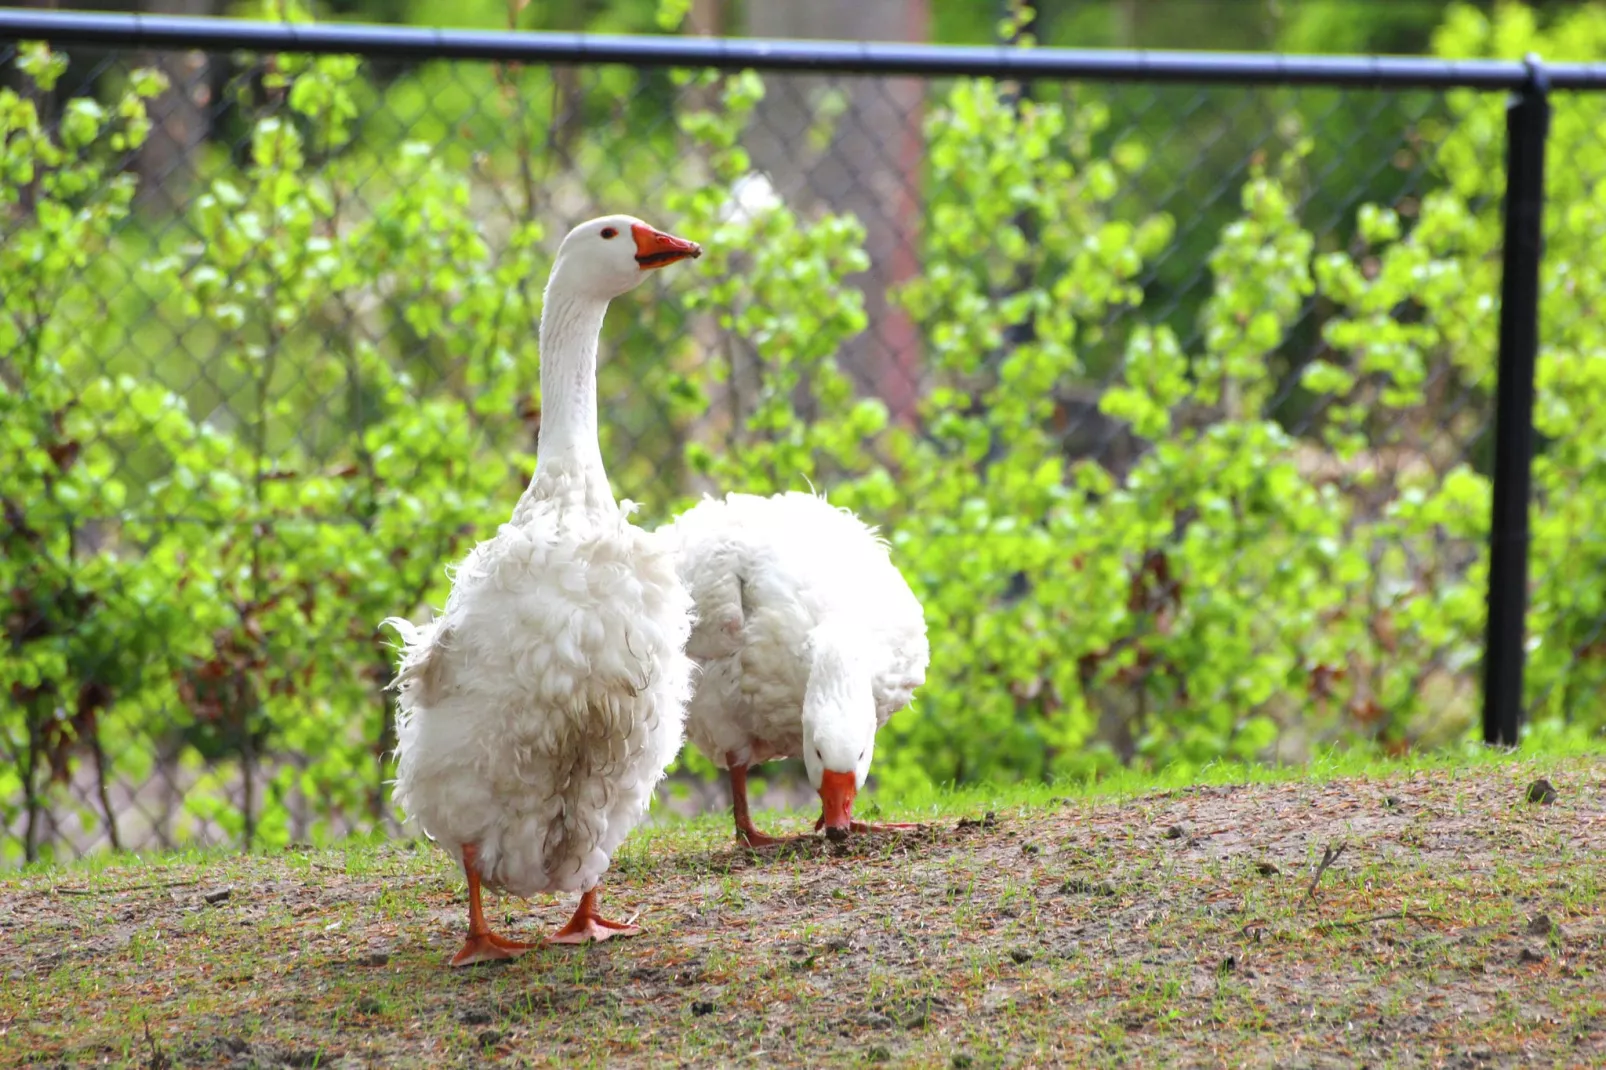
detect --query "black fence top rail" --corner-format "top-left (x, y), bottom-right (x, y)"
top-left (5, 9), bottom-right (1606, 90)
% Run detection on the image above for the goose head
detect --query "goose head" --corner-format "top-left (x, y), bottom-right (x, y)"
top-left (799, 627), bottom-right (878, 842)
top-left (550, 214), bottom-right (701, 300)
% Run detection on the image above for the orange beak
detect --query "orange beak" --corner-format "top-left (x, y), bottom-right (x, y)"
top-left (632, 223), bottom-right (701, 269)
top-left (818, 770), bottom-right (857, 843)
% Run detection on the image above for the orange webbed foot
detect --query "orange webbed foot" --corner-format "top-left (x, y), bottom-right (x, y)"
top-left (546, 889), bottom-right (640, 946)
top-left (737, 825), bottom-right (812, 850)
top-left (449, 930), bottom-right (536, 967)
top-left (545, 915), bottom-right (641, 945)
top-left (851, 820), bottom-right (924, 833)
top-left (814, 815), bottom-right (924, 836)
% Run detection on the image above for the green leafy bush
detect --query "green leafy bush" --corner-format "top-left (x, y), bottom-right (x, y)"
top-left (2, 46), bottom-right (193, 858)
top-left (1423, 1), bottom-right (1606, 732)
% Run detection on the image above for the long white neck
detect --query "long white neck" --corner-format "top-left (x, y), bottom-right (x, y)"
top-left (806, 626), bottom-right (867, 711)
top-left (522, 277), bottom-right (614, 513)
top-left (803, 623), bottom-right (876, 772)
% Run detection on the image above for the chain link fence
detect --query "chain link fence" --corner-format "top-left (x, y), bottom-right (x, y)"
top-left (3, 13), bottom-right (1603, 865)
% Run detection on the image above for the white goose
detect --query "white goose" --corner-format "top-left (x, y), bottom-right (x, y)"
top-left (660, 491), bottom-right (929, 845)
top-left (382, 215), bottom-right (701, 965)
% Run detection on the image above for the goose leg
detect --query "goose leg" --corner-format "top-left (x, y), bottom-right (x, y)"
top-left (729, 756), bottom-right (806, 848)
top-left (546, 888), bottom-right (641, 945)
top-left (814, 816), bottom-right (925, 835)
top-left (449, 843), bottom-right (536, 967)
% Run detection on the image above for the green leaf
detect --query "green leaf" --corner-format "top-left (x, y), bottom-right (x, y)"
top-left (59, 99), bottom-right (105, 150)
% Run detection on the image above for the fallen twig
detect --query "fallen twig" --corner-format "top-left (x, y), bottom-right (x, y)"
top-left (1316, 911), bottom-right (1449, 930)
top-left (52, 877), bottom-right (202, 897)
top-left (142, 1020), bottom-right (170, 1070)
top-left (1305, 842), bottom-right (1346, 900)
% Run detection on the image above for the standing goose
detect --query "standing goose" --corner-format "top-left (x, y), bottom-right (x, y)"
top-left (660, 491), bottom-right (929, 846)
top-left (382, 215), bottom-right (701, 965)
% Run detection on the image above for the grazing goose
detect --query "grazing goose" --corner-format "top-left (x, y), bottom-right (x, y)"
top-left (660, 490), bottom-right (928, 846)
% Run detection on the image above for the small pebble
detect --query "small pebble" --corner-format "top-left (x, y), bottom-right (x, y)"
top-left (1526, 914), bottom-right (1552, 937)
top-left (691, 1001), bottom-right (715, 1017)
top-left (203, 887), bottom-right (232, 905)
top-left (1255, 862), bottom-right (1281, 876)
top-left (477, 1031), bottom-right (502, 1047)
top-left (1164, 825), bottom-right (1185, 840)
top-left (1526, 779), bottom-right (1558, 805)
top-left (1519, 947), bottom-right (1546, 964)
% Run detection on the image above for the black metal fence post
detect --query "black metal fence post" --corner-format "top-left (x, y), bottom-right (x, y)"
top-left (1481, 54), bottom-right (1551, 748)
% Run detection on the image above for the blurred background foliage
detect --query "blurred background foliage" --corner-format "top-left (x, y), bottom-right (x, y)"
top-left (3, 0), bottom-right (1606, 864)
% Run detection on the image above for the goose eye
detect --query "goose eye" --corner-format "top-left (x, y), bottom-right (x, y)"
top-left (600, 227), bottom-right (618, 239)
top-left (859, 748), bottom-right (866, 762)
top-left (814, 748), bottom-right (823, 763)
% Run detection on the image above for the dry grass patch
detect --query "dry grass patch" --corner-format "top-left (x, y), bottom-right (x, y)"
top-left (2, 756), bottom-right (1602, 1068)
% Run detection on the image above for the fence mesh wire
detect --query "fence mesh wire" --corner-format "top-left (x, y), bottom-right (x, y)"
top-left (2, 36), bottom-right (1600, 866)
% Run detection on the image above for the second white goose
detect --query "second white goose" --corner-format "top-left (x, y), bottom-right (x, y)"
top-left (660, 490), bottom-right (929, 846)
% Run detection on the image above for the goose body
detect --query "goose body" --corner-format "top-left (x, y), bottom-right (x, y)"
top-left (660, 490), bottom-right (928, 844)
top-left (382, 216), bottom-right (701, 963)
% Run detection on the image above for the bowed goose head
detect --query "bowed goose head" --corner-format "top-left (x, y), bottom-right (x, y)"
top-left (800, 625), bottom-right (879, 841)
